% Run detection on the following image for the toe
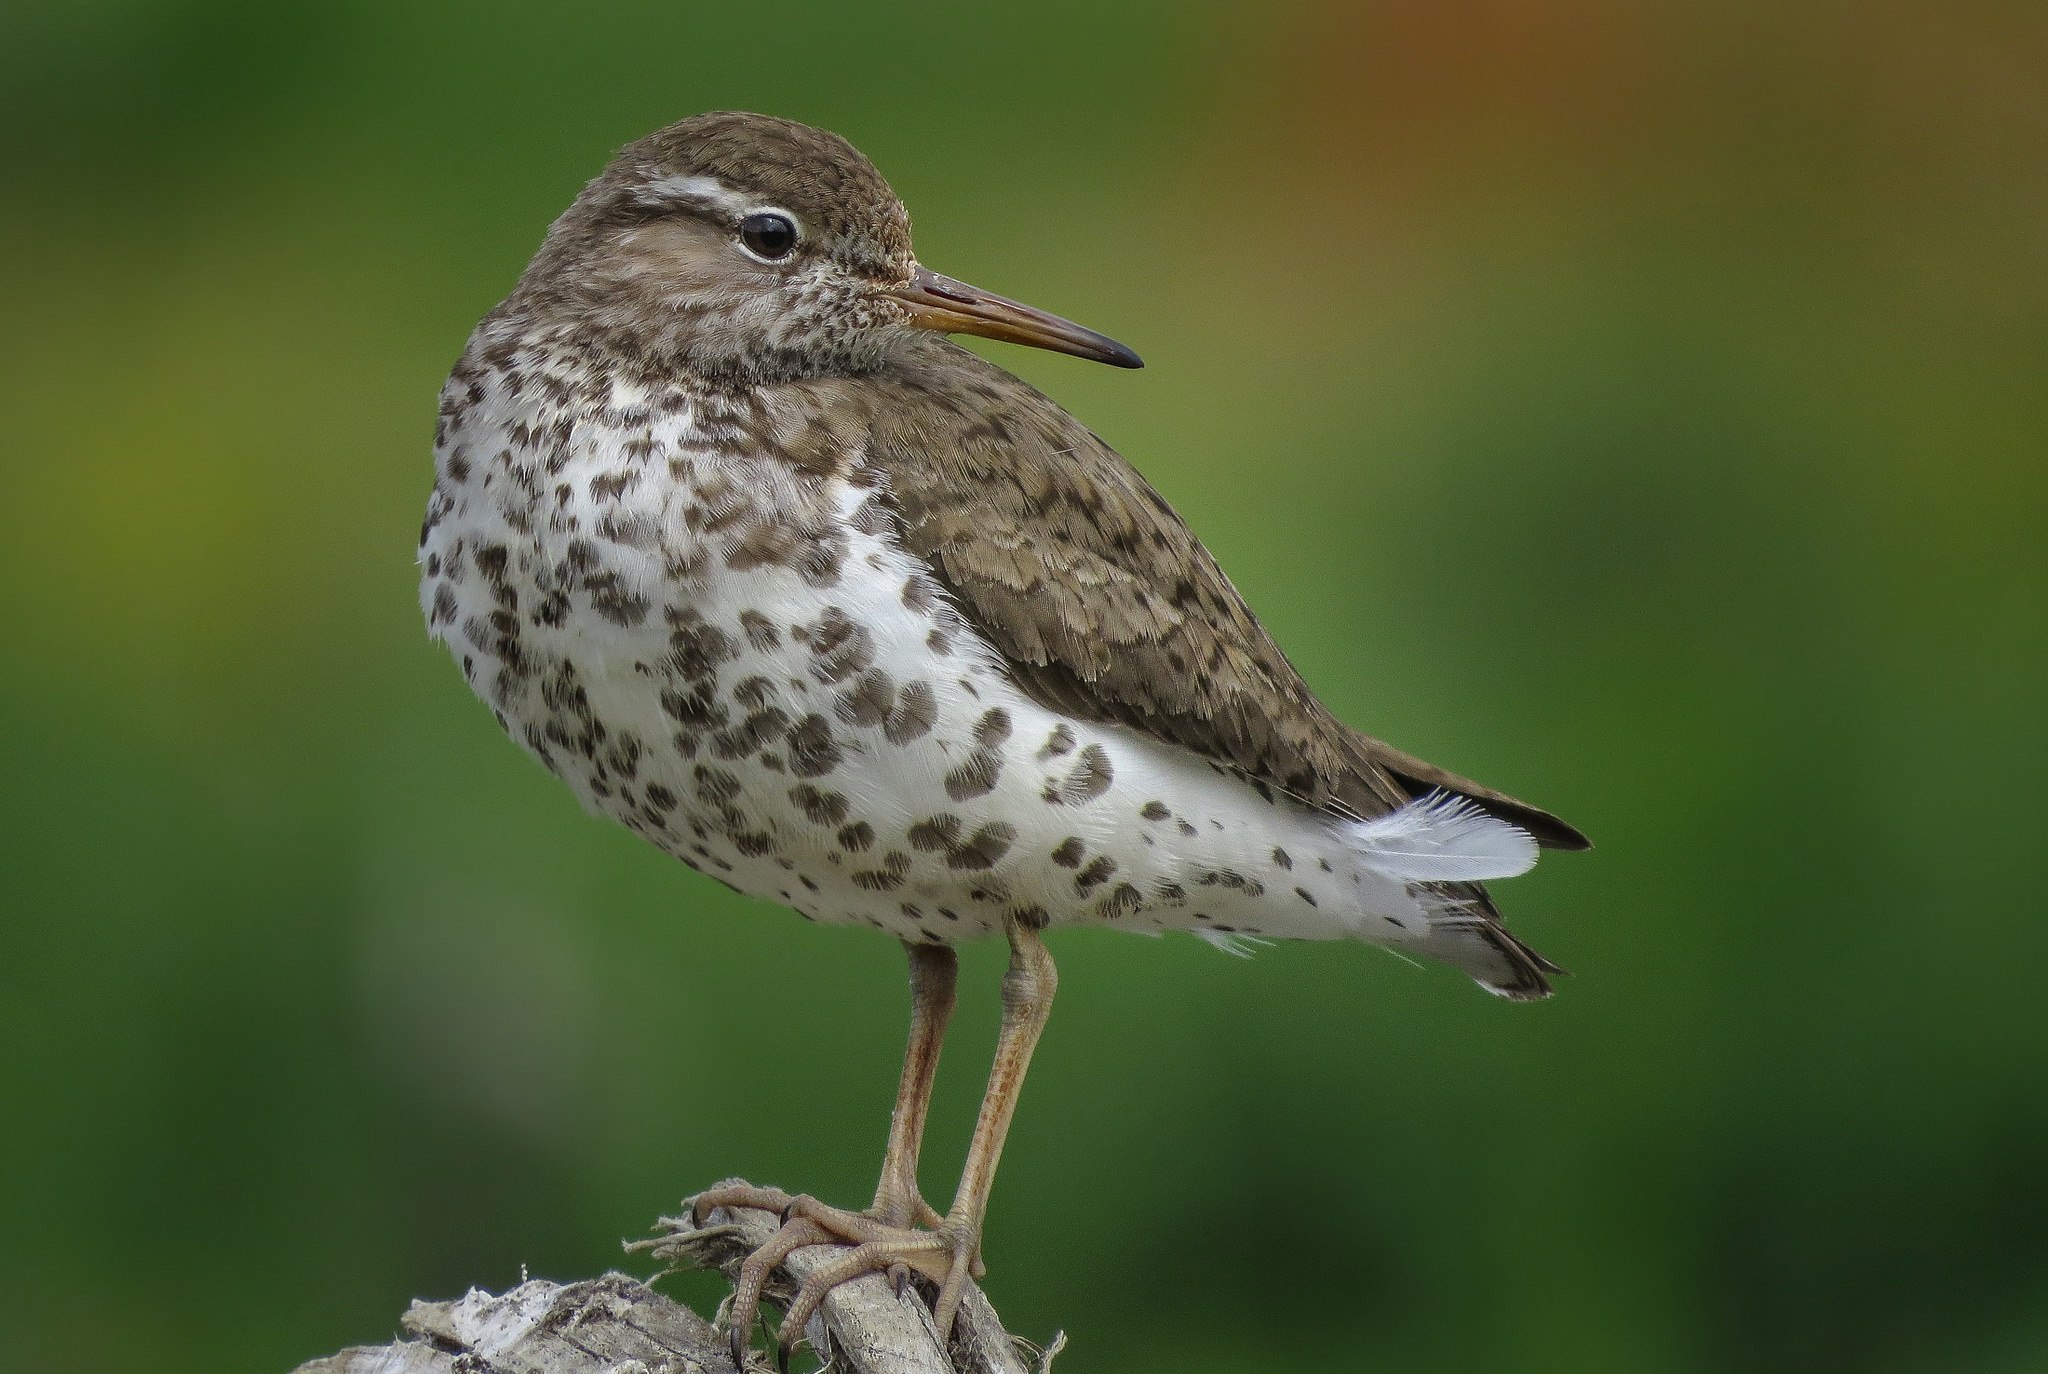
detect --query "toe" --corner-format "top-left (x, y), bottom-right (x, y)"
top-left (691, 1182), bottom-right (797, 1226)
top-left (776, 1238), bottom-right (952, 1345)
top-left (930, 1247), bottom-right (976, 1342)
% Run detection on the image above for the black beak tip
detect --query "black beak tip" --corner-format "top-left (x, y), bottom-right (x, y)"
top-left (1105, 341), bottom-right (1144, 369)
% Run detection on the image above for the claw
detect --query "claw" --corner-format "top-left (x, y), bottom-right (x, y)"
top-left (889, 1262), bottom-right (911, 1299)
top-left (774, 1336), bottom-right (793, 1374)
top-left (729, 1322), bottom-right (748, 1371)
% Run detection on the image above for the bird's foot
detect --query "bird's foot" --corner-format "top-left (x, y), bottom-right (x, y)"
top-left (687, 1184), bottom-right (982, 1368)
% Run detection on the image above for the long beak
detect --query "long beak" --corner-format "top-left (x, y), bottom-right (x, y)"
top-left (888, 264), bottom-right (1142, 369)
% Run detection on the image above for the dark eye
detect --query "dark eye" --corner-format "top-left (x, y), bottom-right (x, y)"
top-left (739, 212), bottom-right (798, 261)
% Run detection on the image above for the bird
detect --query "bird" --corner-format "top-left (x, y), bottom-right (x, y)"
top-left (419, 111), bottom-right (1587, 1360)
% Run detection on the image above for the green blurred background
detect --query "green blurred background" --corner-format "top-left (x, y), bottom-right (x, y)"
top-left (3, 2), bottom-right (2044, 1370)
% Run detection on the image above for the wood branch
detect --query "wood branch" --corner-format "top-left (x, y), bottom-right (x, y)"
top-left (291, 1273), bottom-right (724, 1374)
top-left (289, 1179), bottom-right (1061, 1374)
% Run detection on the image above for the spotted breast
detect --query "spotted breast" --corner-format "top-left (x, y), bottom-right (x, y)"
top-left (421, 317), bottom-right (1544, 962)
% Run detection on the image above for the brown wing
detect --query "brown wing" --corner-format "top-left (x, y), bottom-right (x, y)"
top-left (864, 339), bottom-right (1588, 851)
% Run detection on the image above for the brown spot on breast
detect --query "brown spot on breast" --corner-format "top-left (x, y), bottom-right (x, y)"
top-left (836, 820), bottom-right (875, 852)
top-left (1050, 837), bottom-right (1085, 868)
top-left (586, 573), bottom-right (650, 627)
top-left (726, 518), bottom-right (802, 571)
top-left (1101, 882), bottom-right (1144, 919)
top-left (710, 707), bottom-right (791, 760)
top-left (974, 708), bottom-right (1012, 748)
top-left (901, 575), bottom-right (940, 613)
top-left (597, 512), bottom-right (658, 548)
top-left (908, 815), bottom-right (962, 851)
top-left (945, 822), bottom-right (1016, 871)
top-left (943, 707), bottom-right (1013, 800)
top-left (692, 764), bottom-right (742, 805)
top-left (789, 784), bottom-right (849, 826)
top-left (834, 668), bottom-right (897, 729)
top-left (797, 536), bottom-right (846, 588)
top-left (1139, 800), bottom-right (1170, 821)
top-left (533, 589), bottom-right (570, 626)
top-left (785, 713), bottom-right (842, 777)
top-left (1075, 855), bottom-right (1118, 895)
top-left (883, 680), bottom-right (937, 744)
top-left (605, 733), bottom-right (643, 780)
top-left (660, 684), bottom-right (729, 731)
top-left (1062, 745), bottom-right (1114, 804)
top-left (1272, 847), bottom-right (1293, 870)
top-left (731, 831), bottom-right (777, 858)
top-left (1037, 724), bottom-right (1076, 760)
top-left (807, 607), bottom-right (874, 684)
top-left (943, 748), bottom-right (1003, 802)
top-left (738, 609), bottom-right (780, 649)
top-left (1197, 868), bottom-right (1266, 897)
top-left (660, 610), bottom-right (738, 681)
top-left (851, 849), bottom-right (913, 892)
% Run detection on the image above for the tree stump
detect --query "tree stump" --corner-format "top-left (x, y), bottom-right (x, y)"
top-left (290, 1179), bottom-right (1059, 1374)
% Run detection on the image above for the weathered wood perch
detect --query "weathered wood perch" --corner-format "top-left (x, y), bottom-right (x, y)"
top-left (290, 1179), bottom-right (1060, 1374)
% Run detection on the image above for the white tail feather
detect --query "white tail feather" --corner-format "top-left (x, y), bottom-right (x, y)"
top-left (1346, 791), bottom-right (1539, 882)
top-left (1193, 930), bottom-right (1273, 958)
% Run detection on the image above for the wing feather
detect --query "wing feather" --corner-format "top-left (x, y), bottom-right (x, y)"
top-left (863, 337), bottom-right (1588, 851)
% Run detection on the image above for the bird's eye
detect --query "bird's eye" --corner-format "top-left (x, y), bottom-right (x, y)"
top-left (739, 212), bottom-right (798, 261)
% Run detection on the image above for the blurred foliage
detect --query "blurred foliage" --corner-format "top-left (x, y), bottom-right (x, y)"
top-left (2, 2), bottom-right (2044, 1371)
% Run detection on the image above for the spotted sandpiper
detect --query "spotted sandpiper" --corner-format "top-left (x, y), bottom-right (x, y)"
top-left (420, 111), bottom-right (1587, 1360)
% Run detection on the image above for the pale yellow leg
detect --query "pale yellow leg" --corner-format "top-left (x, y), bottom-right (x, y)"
top-left (772, 918), bottom-right (1057, 1347)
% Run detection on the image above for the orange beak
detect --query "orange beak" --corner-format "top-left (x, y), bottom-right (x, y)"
top-left (888, 264), bottom-right (1142, 369)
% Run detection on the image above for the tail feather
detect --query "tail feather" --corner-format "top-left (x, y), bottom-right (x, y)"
top-left (1413, 883), bottom-right (1562, 1001)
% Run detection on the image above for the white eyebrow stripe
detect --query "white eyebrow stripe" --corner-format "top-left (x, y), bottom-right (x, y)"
top-left (638, 174), bottom-right (749, 214)
top-left (634, 175), bottom-right (803, 237)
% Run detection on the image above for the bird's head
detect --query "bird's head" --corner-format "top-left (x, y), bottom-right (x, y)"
top-left (512, 111), bottom-right (1141, 385)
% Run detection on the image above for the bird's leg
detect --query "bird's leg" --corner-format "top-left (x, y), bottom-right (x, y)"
top-left (871, 940), bottom-right (957, 1229)
top-left (696, 940), bottom-right (959, 1359)
top-left (771, 917), bottom-right (1058, 1350)
top-left (691, 941), bottom-right (956, 1223)
top-left (918, 915), bottom-right (1056, 1334)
